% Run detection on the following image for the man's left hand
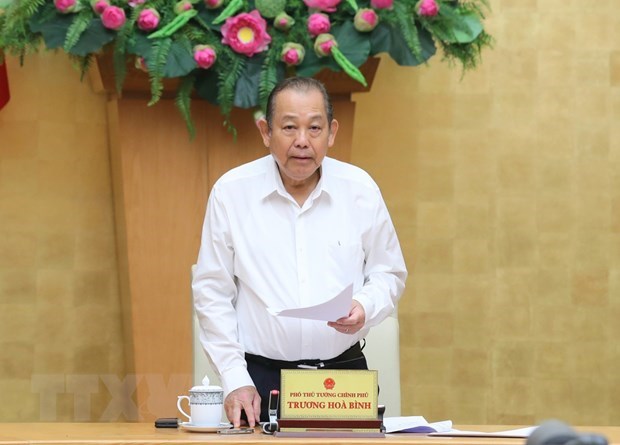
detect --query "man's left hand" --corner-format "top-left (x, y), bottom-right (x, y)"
top-left (327, 299), bottom-right (365, 334)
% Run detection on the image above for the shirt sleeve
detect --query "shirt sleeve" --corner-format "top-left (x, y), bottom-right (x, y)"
top-left (192, 186), bottom-right (254, 397)
top-left (354, 191), bottom-right (408, 327)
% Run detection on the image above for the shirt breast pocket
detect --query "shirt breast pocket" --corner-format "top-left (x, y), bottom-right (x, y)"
top-left (326, 242), bottom-right (364, 288)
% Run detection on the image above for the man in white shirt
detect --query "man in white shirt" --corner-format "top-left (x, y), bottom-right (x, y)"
top-left (192, 77), bottom-right (407, 428)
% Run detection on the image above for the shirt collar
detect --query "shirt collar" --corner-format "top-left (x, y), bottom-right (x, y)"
top-left (260, 155), bottom-right (333, 201)
top-left (260, 155), bottom-right (285, 200)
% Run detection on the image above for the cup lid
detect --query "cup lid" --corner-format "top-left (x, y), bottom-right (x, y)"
top-left (189, 375), bottom-right (222, 392)
top-left (189, 385), bottom-right (222, 392)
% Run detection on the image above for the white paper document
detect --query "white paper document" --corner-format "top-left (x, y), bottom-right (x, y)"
top-left (383, 416), bottom-right (452, 434)
top-left (429, 426), bottom-right (538, 438)
top-left (384, 416), bottom-right (537, 438)
top-left (267, 284), bottom-right (353, 322)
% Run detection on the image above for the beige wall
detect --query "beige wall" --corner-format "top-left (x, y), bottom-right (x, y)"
top-left (0, 52), bottom-right (125, 421)
top-left (1, 0), bottom-right (619, 425)
top-left (352, 0), bottom-right (620, 426)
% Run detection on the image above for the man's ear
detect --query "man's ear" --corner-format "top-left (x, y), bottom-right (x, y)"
top-left (328, 119), bottom-right (339, 147)
top-left (257, 118), bottom-right (271, 148)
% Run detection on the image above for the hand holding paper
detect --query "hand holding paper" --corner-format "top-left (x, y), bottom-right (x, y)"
top-left (267, 284), bottom-right (353, 322)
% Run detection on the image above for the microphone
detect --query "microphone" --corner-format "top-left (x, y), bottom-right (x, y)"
top-left (261, 389), bottom-right (279, 434)
top-left (527, 420), bottom-right (608, 445)
top-left (268, 389), bottom-right (279, 425)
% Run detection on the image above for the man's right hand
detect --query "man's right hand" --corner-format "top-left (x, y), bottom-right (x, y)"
top-left (224, 385), bottom-right (261, 428)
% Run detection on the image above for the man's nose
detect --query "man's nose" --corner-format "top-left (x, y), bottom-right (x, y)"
top-left (294, 129), bottom-right (310, 147)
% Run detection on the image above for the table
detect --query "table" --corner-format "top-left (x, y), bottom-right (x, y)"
top-left (0, 424), bottom-right (618, 445)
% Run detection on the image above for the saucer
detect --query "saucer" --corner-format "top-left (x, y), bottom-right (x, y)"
top-left (179, 422), bottom-right (232, 433)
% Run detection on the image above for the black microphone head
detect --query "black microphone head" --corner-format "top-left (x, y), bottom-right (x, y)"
top-left (527, 420), bottom-right (579, 445)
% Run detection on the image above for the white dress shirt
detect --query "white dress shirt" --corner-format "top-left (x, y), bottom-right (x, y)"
top-left (192, 155), bottom-right (407, 396)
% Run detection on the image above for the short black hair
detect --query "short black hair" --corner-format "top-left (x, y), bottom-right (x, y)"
top-left (265, 77), bottom-right (334, 130)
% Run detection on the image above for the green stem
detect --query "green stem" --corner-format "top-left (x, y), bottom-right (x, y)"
top-left (148, 9), bottom-right (197, 39)
top-left (331, 46), bottom-right (367, 87)
top-left (345, 0), bottom-right (359, 11)
top-left (212, 0), bottom-right (243, 25)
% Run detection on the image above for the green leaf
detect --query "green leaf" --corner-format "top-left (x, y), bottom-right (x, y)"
top-left (127, 33), bottom-right (194, 77)
top-left (334, 20), bottom-right (371, 67)
top-left (113, 41), bottom-right (127, 94)
top-left (194, 68), bottom-right (220, 105)
top-left (217, 52), bottom-right (245, 118)
top-left (162, 39), bottom-right (195, 77)
top-left (29, 9), bottom-right (73, 49)
top-left (451, 12), bottom-right (483, 44)
top-left (295, 48), bottom-right (331, 78)
top-left (147, 37), bottom-right (172, 106)
top-left (64, 10), bottom-right (91, 52)
top-left (369, 21), bottom-right (436, 66)
top-left (69, 19), bottom-right (116, 56)
top-left (127, 32), bottom-right (152, 58)
top-left (427, 7), bottom-right (484, 44)
top-left (195, 6), bottom-right (223, 31)
top-left (233, 54), bottom-right (264, 109)
top-left (258, 48), bottom-right (285, 112)
top-left (296, 21), bottom-right (370, 77)
top-left (175, 74), bottom-right (196, 139)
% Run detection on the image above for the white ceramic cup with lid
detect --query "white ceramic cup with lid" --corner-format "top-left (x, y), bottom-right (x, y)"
top-left (177, 376), bottom-right (224, 426)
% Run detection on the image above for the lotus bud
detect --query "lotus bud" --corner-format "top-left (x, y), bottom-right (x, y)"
top-left (193, 45), bottom-right (217, 69)
top-left (101, 5), bottom-right (126, 30)
top-left (281, 42), bottom-right (305, 66)
top-left (273, 12), bottom-right (295, 31)
top-left (417, 0), bottom-right (439, 17)
top-left (137, 8), bottom-right (160, 31)
top-left (54, 0), bottom-right (79, 14)
top-left (313, 33), bottom-right (337, 57)
top-left (90, 0), bottom-right (109, 14)
top-left (353, 8), bottom-right (378, 32)
top-left (307, 13), bottom-right (330, 38)
top-left (174, 0), bottom-right (193, 14)
top-left (370, 0), bottom-right (393, 9)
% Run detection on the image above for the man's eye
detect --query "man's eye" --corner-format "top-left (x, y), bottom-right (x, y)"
top-left (310, 126), bottom-right (321, 132)
top-left (283, 125), bottom-right (295, 131)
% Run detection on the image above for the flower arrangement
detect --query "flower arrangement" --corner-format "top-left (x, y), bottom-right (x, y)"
top-left (0, 0), bottom-right (492, 137)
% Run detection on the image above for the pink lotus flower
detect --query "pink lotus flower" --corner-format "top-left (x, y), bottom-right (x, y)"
top-left (274, 12), bottom-right (295, 31)
top-left (204, 0), bottom-right (223, 8)
top-left (193, 45), bottom-right (217, 69)
top-left (303, 0), bottom-right (341, 13)
top-left (307, 13), bottom-right (330, 38)
top-left (417, 0), bottom-right (439, 17)
top-left (281, 42), bottom-right (305, 66)
top-left (54, 0), bottom-right (78, 14)
top-left (314, 33), bottom-right (336, 57)
top-left (221, 10), bottom-right (271, 57)
top-left (90, 0), bottom-right (109, 14)
top-left (370, 0), bottom-right (393, 9)
top-left (174, 0), bottom-right (193, 14)
top-left (101, 5), bottom-right (126, 30)
top-left (354, 8), bottom-right (378, 32)
top-left (137, 8), bottom-right (160, 31)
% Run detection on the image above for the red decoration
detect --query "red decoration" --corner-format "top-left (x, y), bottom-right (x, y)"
top-left (323, 378), bottom-right (335, 390)
top-left (0, 58), bottom-right (9, 111)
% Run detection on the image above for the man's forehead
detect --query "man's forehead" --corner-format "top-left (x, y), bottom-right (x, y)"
top-left (273, 90), bottom-right (327, 119)
top-left (278, 110), bottom-right (325, 120)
